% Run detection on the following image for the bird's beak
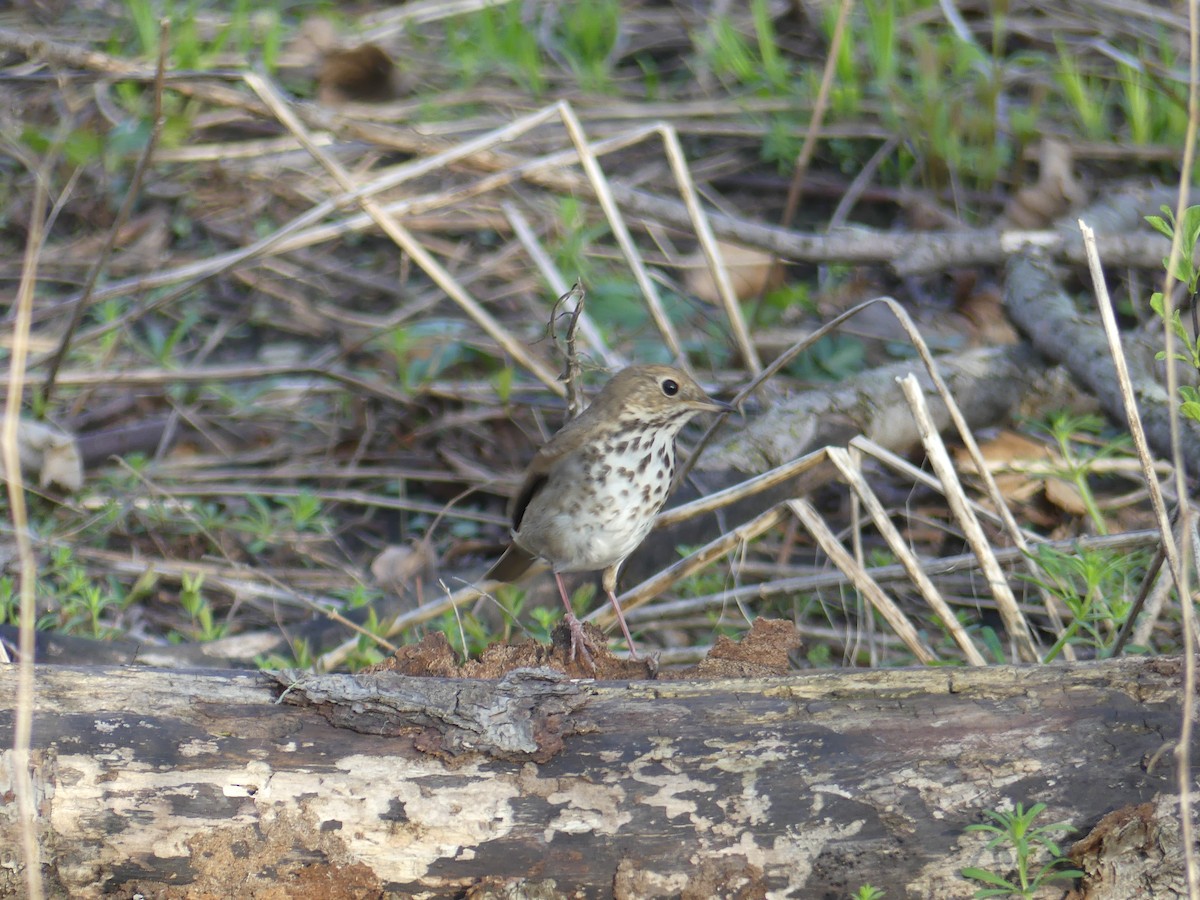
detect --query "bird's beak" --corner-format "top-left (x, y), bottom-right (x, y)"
top-left (696, 397), bottom-right (734, 414)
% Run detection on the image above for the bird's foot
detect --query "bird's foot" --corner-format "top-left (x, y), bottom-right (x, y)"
top-left (563, 613), bottom-right (599, 674)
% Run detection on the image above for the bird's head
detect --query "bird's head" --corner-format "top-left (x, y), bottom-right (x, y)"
top-left (591, 365), bottom-right (731, 428)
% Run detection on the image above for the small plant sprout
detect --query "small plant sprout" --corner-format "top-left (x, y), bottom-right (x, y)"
top-left (179, 572), bottom-right (226, 642)
top-left (961, 802), bottom-right (1082, 898)
top-left (1145, 205), bottom-right (1200, 425)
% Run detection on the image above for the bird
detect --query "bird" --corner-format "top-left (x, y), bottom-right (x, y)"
top-left (485, 365), bottom-right (731, 668)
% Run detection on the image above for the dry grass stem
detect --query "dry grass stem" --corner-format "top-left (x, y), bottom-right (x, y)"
top-left (121, 464), bottom-right (400, 655)
top-left (788, 498), bottom-right (937, 665)
top-left (659, 448), bottom-right (828, 527)
top-left (872, 301), bottom-right (1069, 645)
top-left (686, 294), bottom-right (1067, 648)
top-left (828, 447), bottom-right (987, 665)
top-left (317, 579), bottom-right (494, 672)
top-left (2, 363), bottom-right (407, 403)
top-left (2, 149), bottom-right (49, 900)
top-left (1134, 562), bottom-right (1184, 650)
top-left (656, 124), bottom-right (761, 372)
top-left (556, 101), bottom-right (686, 366)
top-left (1080, 216), bottom-right (1198, 892)
top-left (152, 134), bottom-right (337, 163)
top-left (850, 436), bottom-right (1043, 540)
top-left (898, 374), bottom-right (1039, 662)
top-left (38, 101), bottom-right (570, 362)
top-left (628, 529), bottom-right (1163, 627)
top-left (501, 201), bottom-right (624, 370)
top-left (1081, 221), bottom-right (1185, 657)
top-left (245, 72), bottom-right (564, 395)
top-left (597, 506), bottom-right (790, 625)
top-left (1157, 0), bottom-right (1199, 879)
top-left (1080, 224), bottom-right (1184, 587)
top-left (41, 21), bottom-right (168, 406)
top-left (779, 0), bottom-right (852, 232)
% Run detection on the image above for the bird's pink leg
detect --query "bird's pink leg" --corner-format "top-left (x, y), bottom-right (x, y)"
top-left (555, 572), bottom-right (598, 671)
top-left (602, 566), bottom-right (639, 659)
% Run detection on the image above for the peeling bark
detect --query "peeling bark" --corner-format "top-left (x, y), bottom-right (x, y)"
top-left (0, 656), bottom-right (1193, 898)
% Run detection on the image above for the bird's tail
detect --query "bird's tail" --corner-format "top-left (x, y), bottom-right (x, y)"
top-left (484, 543), bottom-right (538, 584)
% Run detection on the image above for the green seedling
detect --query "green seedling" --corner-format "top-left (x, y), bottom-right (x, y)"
top-left (553, 0), bottom-right (621, 93)
top-left (1023, 544), bottom-right (1141, 661)
top-left (1145, 205), bottom-right (1200, 423)
top-left (179, 571), bottom-right (227, 642)
top-left (961, 802), bottom-right (1081, 898)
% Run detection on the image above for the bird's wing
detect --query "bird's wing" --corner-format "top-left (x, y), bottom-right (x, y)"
top-left (508, 410), bottom-right (594, 530)
top-left (510, 469), bottom-right (548, 531)
top-left (487, 434), bottom-right (574, 584)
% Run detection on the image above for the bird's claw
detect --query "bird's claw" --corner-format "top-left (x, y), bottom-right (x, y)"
top-left (564, 613), bottom-right (599, 674)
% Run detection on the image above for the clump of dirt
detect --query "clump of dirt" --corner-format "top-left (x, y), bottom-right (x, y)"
top-left (368, 618), bottom-right (800, 680)
top-left (665, 618), bottom-right (802, 679)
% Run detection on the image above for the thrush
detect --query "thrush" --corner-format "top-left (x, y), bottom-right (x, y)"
top-left (485, 365), bottom-right (731, 668)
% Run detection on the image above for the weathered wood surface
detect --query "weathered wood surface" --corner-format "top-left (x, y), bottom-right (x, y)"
top-left (0, 657), bottom-right (1192, 898)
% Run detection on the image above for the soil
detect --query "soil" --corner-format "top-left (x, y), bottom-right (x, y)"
top-left (367, 617), bottom-right (801, 681)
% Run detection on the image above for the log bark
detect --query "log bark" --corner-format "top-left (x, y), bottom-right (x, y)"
top-left (0, 656), bottom-right (1193, 898)
top-left (1005, 252), bottom-right (1200, 476)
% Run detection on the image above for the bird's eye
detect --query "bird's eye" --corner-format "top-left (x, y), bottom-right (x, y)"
top-left (661, 379), bottom-right (679, 396)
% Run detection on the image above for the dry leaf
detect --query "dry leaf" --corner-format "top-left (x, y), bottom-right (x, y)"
top-left (371, 541), bottom-right (436, 591)
top-left (283, 16), bottom-right (406, 105)
top-left (8, 419), bottom-right (83, 492)
top-left (954, 430), bottom-right (1064, 507)
top-left (954, 431), bottom-right (1047, 505)
top-left (1004, 137), bottom-right (1087, 229)
top-left (1043, 477), bottom-right (1088, 516)
top-left (318, 43), bottom-right (403, 105)
top-left (956, 431), bottom-right (1096, 519)
top-left (683, 242), bottom-right (783, 304)
top-left (954, 277), bottom-right (1019, 346)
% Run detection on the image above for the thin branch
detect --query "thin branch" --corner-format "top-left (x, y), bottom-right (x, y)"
top-left (3, 143), bottom-right (51, 900)
top-left (502, 201), bottom-right (624, 370)
top-left (550, 283), bottom-right (587, 419)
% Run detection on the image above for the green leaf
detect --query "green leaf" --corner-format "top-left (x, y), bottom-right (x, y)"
top-left (1179, 204), bottom-right (1200, 254)
top-left (1154, 350), bottom-right (1195, 364)
top-left (960, 868), bottom-right (1016, 888)
top-left (1163, 248), bottom-right (1195, 287)
top-left (1145, 213), bottom-right (1174, 240)
top-left (492, 366), bottom-right (514, 405)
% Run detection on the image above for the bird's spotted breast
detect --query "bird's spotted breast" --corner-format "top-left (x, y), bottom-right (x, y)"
top-left (513, 427), bottom-right (676, 573)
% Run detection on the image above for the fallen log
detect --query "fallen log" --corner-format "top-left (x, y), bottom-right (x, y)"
top-left (0, 655), bottom-right (1192, 898)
